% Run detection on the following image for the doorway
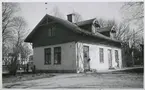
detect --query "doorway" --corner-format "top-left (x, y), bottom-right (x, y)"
top-left (83, 46), bottom-right (90, 72)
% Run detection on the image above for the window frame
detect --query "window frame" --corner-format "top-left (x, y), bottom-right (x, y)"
top-left (44, 48), bottom-right (51, 65)
top-left (115, 50), bottom-right (119, 63)
top-left (54, 47), bottom-right (61, 65)
top-left (99, 48), bottom-right (104, 63)
top-left (48, 27), bottom-right (55, 37)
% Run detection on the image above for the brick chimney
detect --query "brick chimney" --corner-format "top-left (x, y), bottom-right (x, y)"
top-left (67, 13), bottom-right (75, 23)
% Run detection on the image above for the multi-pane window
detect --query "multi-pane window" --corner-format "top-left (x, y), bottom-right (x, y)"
top-left (48, 27), bottom-right (55, 37)
top-left (44, 48), bottom-right (51, 65)
top-left (108, 49), bottom-right (112, 68)
top-left (54, 47), bottom-right (61, 64)
top-left (99, 48), bottom-right (104, 63)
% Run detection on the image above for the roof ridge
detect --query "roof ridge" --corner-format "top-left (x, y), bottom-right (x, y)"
top-left (25, 14), bottom-right (120, 43)
top-left (75, 18), bottom-right (96, 24)
top-left (75, 18), bottom-right (96, 26)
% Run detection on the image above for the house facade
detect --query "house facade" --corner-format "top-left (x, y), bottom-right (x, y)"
top-left (25, 14), bottom-right (122, 73)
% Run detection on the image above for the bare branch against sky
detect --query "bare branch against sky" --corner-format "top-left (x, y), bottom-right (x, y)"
top-left (18, 2), bottom-right (124, 30)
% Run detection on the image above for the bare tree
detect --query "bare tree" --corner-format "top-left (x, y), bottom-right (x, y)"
top-left (95, 18), bottom-right (116, 28)
top-left (112, 21), bottom-right (141, 48)
top-left (50, 6), bottom-right (65, 19)
top-left (2, 3), bottom-right (32, 75)
top-left (2, 3), bottom-right (20, 57)
top-left (121, 2), bottom-right (144, 45)
top-left (121, 2), bottom-right (143, 22)
top-left (120, 2), bottom-right (144, 66)
top-left (12, 17), bottom-right (27, 45)
top-left (106, 20), bottom-right (116, 27)
top-left (2, 3), bottom-right (20, 39)
top-left (20, 43), bottom-right (32, 59)
top-left (72, 11), bottom-right (83, 22)
top-left (11, 16), bottom-right (32, 60)
top-left (5, 16), bottom-right (32, 75)
top-left (95, 18), bottom-right (106, 27)
top-left (115, 23), bottom-right (130, 41)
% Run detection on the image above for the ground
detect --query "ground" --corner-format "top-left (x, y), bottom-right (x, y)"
top-left (3, 72), bottom-right (143, 89)
top-left (3, 73), bottom-right (55, 83)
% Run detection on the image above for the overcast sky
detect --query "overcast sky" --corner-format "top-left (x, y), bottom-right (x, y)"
top-left (18, 2), bottom-right (124, 31)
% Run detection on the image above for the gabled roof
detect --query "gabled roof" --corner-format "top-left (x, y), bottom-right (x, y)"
top-left (75, 18), bottom-right (95, 26)
top-left (75, 18), bottom-right (112, 33)
top-left (25, 14), bottom-right (120, 43)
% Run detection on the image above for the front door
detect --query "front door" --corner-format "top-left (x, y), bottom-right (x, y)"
top-left (83, 46), bottom-right (90, 72)
top-left (108, 49), bottom-right (112, 69)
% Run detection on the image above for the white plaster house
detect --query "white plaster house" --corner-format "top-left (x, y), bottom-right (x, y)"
top-left (25, 14), bottom-right (122, 73)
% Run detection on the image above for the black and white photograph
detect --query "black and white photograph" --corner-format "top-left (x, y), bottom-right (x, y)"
top-left (2, 1), bottom-right (144, 89)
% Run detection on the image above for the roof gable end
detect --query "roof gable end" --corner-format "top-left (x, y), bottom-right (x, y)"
top-left (25, 14), bottom-right (120, 43)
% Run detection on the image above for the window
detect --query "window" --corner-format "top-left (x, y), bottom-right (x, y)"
top-left (48, 27), bottom-right (55, 37)
top-left (99, 48), bottom-right (104, 63)
top-left (115, 50), bottom-right (119, 66)
top-left (44, 48), bottom-right (51, 65)
top-left (108, 49), bottom-right (112, 68)
top-left (54, 47), bottom-right (61, 64)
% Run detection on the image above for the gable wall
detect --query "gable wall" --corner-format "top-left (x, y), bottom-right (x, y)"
top-left (32, 23), bottom-right (79, 48)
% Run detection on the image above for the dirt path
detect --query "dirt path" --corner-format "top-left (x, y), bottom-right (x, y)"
top-left (3, 73), bottom-right (143, 89)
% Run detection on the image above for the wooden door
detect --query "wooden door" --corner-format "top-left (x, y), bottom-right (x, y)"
top-left (83, 46), bottom-right (90, 71)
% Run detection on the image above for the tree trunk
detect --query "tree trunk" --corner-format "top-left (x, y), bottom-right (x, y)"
top-left (8, 56), bottom-right (18, 76)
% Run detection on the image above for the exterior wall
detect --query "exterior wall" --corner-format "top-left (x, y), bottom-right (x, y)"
top-left (76, 42), bottom-right (122, 72)
top-left (31, 22), bottom-right (121, 48)
top-left (33, 42), bottom-right (77, 72)
top-left (32, 23), bottom-right (79, 48)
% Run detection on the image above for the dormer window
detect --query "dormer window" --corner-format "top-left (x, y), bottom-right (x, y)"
top-left (92, 19), bottom-right (101, 34)
top-left (111, 26), bottom-right (116, 33)
top-left (93, 21), bottom-right (100, 28)
top-left (48, 27), bottom-right (55, 37)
